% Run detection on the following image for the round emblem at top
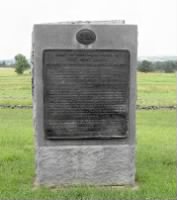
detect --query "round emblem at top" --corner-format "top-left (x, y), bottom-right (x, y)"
top-left (76, 29), bottom-right (96, 45)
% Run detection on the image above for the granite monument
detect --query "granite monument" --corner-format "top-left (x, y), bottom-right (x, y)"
top-left (32, 21), bottom-right (137, 185)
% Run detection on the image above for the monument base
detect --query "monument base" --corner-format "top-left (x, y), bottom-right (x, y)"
top-left (35, 145), bottom-right (135, 186)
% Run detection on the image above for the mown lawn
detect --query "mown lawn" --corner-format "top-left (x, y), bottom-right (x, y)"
top-left (137, 72), bottom-right (176, 106)
top-left (0, 68), bottom-right (31, 106)
top-left (0, 68), bottom-right (176, 107)
top-left (0, 68), bottom-right (176, 199)
top-left (0, 109), bottom-right (176, 199)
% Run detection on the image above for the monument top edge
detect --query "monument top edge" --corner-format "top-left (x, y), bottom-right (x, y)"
top-left (34, 20), bottom-right (127, 26)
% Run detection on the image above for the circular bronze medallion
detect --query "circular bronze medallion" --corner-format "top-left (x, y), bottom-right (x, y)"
top-left (76, 29), bottom-right (96, 45)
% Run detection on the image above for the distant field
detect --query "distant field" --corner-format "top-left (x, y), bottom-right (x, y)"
top-left (138, 72), bottom-right (176, 107)
top-left (0, 68), bottom-right (31, 106)
top-left (0, 109), bottom-right (176, 199)
top-left (0, 68), bottom-right (176, 107)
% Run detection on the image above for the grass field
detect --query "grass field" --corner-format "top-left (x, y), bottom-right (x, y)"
top-left (138, 72), bottom-right (176, 107)
top-left (0, 109), bottom-right (176, 199)
top-left (0, 68), bottom-right (176, 107)
top-left (0, 68), bottom-right (31, 106)
top-left (0, 68), bottom-right (176, 199)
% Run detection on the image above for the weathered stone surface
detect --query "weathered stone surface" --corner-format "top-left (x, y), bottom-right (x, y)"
top-left (43, 50), bottom-right (130, 139)
top-left (36, 145), bottom-right (135, 185)
top-left (32, 21), bottom-right (137, 186)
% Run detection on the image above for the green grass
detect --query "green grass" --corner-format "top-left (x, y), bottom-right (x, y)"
top-left (0, 68), bottom-right (176, 107)
top-left (0, 68), bottom-right (32, 106)
top-left (0, 109), bottom-right (176, 199)
top-left (0, 68), bottom-right (176, 199)
top-left (138, 72), bottom-right (176, 106)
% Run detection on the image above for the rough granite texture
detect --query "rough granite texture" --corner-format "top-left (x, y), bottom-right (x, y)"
top-left (32, 21), bottom-right (137, 186)
top-left (36, 145), bottom-right (135, 185)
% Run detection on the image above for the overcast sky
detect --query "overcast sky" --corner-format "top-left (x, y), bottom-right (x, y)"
top-left (0, 0), bottom-right (176, 59)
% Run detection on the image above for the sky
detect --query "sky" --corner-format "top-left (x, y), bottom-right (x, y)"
top-left (0, 0), bottom-right (176, 59)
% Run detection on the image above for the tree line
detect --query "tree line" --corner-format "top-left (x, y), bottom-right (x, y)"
top-left (0, 54), bottom-right (177, 74)
top-left (138, 60), bottom-right (177, 73)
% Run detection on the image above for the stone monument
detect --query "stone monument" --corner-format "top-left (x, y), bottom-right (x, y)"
top-left (32, 21), bottom-right (137, 185)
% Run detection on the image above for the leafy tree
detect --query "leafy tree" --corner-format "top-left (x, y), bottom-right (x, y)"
top-left (0, 61), bottom-right (6, 67)
top-left (138, 60), bottom-right (154, 72)
top-left (14, 54), bottom-right (30, 74)
top-left (163, 61), bottom-right (176, 73)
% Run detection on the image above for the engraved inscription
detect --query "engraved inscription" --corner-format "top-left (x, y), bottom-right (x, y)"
top-left (43, 50), bottom-right (130, 139)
